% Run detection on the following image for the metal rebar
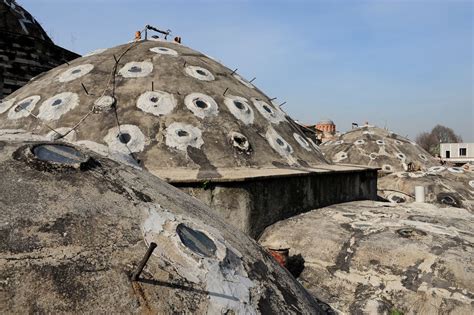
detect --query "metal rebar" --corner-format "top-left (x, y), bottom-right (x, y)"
top-left (230, 68), bottom-right (238, 75)
top-left (269, 97), bottom-right (277, 101)
top-left (279, 101), bottom-right (287, 107)
top-left (81, 83), bottom-right (89, 95)
top-left (249, 77), bottom-right (256, 83)
top-left (131, 242), bottom-right (157, 281)
top-left (223, 87), bottom-right (229, 96)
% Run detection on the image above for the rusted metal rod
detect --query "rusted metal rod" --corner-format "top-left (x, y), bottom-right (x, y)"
top-left (131, 242), bottom-right (157, 281)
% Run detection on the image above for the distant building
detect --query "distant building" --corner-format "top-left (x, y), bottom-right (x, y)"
top-left (440, 143), bottom-right (474, 163)
top-left (305, 119), bottom-right (337, 143)
top-left (0, 0), bottom-right (79, 98)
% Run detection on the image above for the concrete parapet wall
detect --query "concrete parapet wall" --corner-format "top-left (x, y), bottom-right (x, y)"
top-left (176, 169), bottom-right (378, 238)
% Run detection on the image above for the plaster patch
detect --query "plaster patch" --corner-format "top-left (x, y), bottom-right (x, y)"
top-left (46, 127), bottom-right (77, 142)
top-left (334, 140), bottom-right (344, 145)
top-left (396, 153), bottom-right (406, 160)
top-left (363, 130), bottom-right (374, 135)
top-left (428, 166), bottom-right (446, 173)
top-left (334, 151), bottom-right (348, 162)
top-left (394, 140), bottom-right (404, 145)
top-left (469, 180), bottom-right (474, 188)
top-left (93, 96), bottom-right (115, 113)
top-left (150, 46), bottom-right (178, 56)
top-left (354, 139), bottom-right (365, 145)
top-left (376, 140), bottom-right (385, 145)
top-left (141, 206), bottom-right (256, 314)
top-left (293, 133), bottom-right (312, 151)
top-left (0, 97), bottom-right (16, 114)
top-left (137, 91), bottom-right (176, 116)
top-left (224, 95), bottom-right (254, 125)
top-left (266, 127), bottom-right (294, 158)
top-left (58, 64), bottom-right (94, 82)
top-left (104, 124), bottom-right (146, 153)
top-left (7, 95), bottom-right (40, 119)
top-left (37, 92), bottom-right (79, 121)
top-left (418, 154), bottom-right (428, 161)
top-left (448, 167), bottom-right (464, 174)
top-left (184, 93), bottom-right (218, 118)
top-left (230, 132), bottom-right (250, 152)
top-left (118, 61), bottom-right (153, 78)
top-left (252, 98), bottom-right (286, 124)
top-left (308, 138), bottom-right (321, 152)
top-left (369, 153), bottom-right (378, 160)
top-left (408, 171), bottom-right (426, 178)
top-left (184, 66), bottom-right (214, 81)
top-left (165, 122), bottom-right (203, 151)
top-left (83, 48), bottom-right (107, 57)
top-left (382, 164), bottom-right (393, 172)
top-left (233, 73), bottom-right (254, 89)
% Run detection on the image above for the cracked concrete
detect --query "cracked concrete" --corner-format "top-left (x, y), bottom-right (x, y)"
top-left (259, 201), bottom-right (474, 314)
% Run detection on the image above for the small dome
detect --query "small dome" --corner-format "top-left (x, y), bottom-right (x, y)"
top-left (317, 119), bottom-right (335, 125)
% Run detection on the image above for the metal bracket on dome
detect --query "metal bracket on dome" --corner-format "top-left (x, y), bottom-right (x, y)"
top-left (144, 25), bottom-right (172, 40)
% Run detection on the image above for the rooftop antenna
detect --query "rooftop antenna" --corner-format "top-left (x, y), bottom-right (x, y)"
top-left (144, 25), bottom-right (172, 40)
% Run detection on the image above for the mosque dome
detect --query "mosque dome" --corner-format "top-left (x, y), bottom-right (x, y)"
top-left (0, 140), bottom-right (332, 313)
top-left (321, 125), bottom-right (437, 173)
top-left (0, 39), bottom-right (329, 182)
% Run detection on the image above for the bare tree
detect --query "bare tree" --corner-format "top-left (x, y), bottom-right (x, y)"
top-left (416, 125), bottom-right (462, 156)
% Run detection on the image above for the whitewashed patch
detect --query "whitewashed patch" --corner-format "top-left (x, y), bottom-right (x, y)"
top-left (93, 96), bottom-right (115, 113)
top-left (428, 166), bottom-right (446, 173)
top-left (252, 98), bottom-right (286, 124)
top-left (448, 167), bottom-right (464, 174)
top-left (118, 61), bottom-right (153, 78)
top-left (469, 180), bottom-right (474, 188)
top-left (334, 151), bottom-right (348, 162)
top-left (376, 140), bottom-right (385, 145)
top-left (184, 66), bottom-right (214, 81)
top-left (58, 64), bottom-right (94, 82)
top-left (150, 47), bottom-right (178, 56)
top-left (83, 48), bottom-right (107, 57)
top-left (7, 96), bottom-right (41, 119)
top-left (233, 73), bottom-right (254, 89)
top-left (354, 139), bottom-right (365, 145)
top-left (137, 91), bottom-right (176, 117)
top-left (37, 92), bottom-right (79, 121)
top-left (382, 164), bottom-right (393, 172)
top-left (104, 124), bottom-right (146, 153)
top-left (184, 93), bottom-right (218, 119)
top-left (265, 126), bottom-right (293, 158)
top-left (293, 133), bottom-right (312, 151)
top-left (165, 122), bottom-right (203, 151)
top-left (46, 127), bottom-right (77, 142)
top-left (0, 97), bottom-right (16, 114)
top-left (334, 140), bottom-right (344, 145)
top-left (418, 154), bottom-right (428, 161)
top-left (224, 95), bottom-right (254, 125)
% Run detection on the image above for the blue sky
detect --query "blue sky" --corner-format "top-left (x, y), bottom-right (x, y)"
top-left (22, 0), bottom-right (473, 141)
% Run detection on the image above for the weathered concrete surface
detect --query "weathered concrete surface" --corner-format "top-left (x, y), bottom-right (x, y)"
top-left (378, 169), bottom-right (474, 211)
top-left (0, 39), bottom-right (331, 179)
top-left (178, 168), bottom-right (378, 238)
top-left (0, 140), bottom-right (332, 314)
top-left (321, 125), bottom-right (437, 173)
top-left (259, 201), bottom-right (474, 315)
top-left (0, 0), bottom-right (79, 98)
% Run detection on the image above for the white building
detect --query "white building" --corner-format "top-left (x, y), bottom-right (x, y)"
top-left (440, 143), bottom-right (474, 163)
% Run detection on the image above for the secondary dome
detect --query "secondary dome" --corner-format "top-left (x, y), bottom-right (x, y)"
top-left (0, 140), bottom-right (332, 314)
top-left (0, 39), bottom-right (329, 181)
top-left (321, 125), bottom-right (437, 173)
top-left (259, 201), bottom-right (474, 314)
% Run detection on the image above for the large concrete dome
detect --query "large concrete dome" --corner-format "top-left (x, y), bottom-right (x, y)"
top-left (321, 125), bottom-right (437, 173)
top-left (0, 139), bottom-right (332, 314)
top-left (0, 39), bottom-right (329, 181)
